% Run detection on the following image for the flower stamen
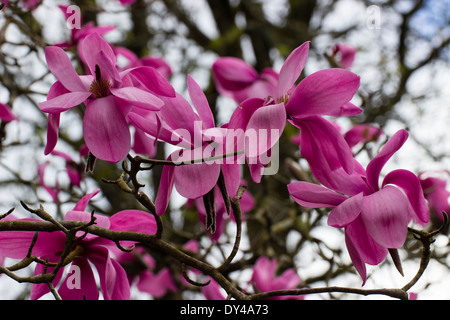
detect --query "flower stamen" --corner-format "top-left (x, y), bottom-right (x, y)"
top-left (89, 65), bottom-right (112, 98)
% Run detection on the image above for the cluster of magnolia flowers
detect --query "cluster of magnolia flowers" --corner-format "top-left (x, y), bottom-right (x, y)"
top-left (0, 2), bottom-right (449, 300)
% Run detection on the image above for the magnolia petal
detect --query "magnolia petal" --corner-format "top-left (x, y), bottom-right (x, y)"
top-left (44, 113), bottom-right (61, 155)
top-left (383, 169), bottom-right (430, 225)
top-left (212, 57), bottom-right (259, 94)
top-left (109, 210), bottom-right (157, 235)
top-left (187, 75), bottom-right (215, 129)
top-left (344, 124), bottom-right (383, 148)
top-left (248, 161), bottom-right (265, 184)
top-left (127, 110), bottom-right (191, 148)
top-left (71, 189), bottom-right (100, 212)
top-left (94, 50), bottom-right (122, 86)
top-left (328, 193), bottom-right (363, 228)
top-left (272, 268), bottom-right (301, 293)
top-left (344, 230), bottom-right (368, 285)
top-left (327, 102), bottom-right (363, 117)
top-left (110, 87), bottom-right (163, 111)
top-left (141, 57), bottom-right (173, 79)
top-left (30, 257), bottom-right (65, 300)
top-left (286, 68), bottom-right (360, 119)
top-left (245, 102), bottom-right (286, 158)
top-left (227, 98), bottom-right (265, 131)
top-left (39, 91), bottom-right (91, 114)
top-left (109, 210), bottom-right (157, 249)
top-left (174, 162), bottom-right (221, 200)
top-left (251, 257), bottom-right (277, 293)
top-left (155, 156), bottom-right (176, 216)
top-left (87, 245), bottom-right (130, 300)
top-left (45, 46), bottom-right (86, 92)
top-left (276, 41), bottom-right (310, 98)
top-left (361, 186), bottom-right (410, 249)
top-left (65, 210), bottom-right (111, 229)
top-left (133, 128), bottom-right (157, 157)
top-left (238, 75), bottom-right (278, 102)
top-left (79, 33), bottom-right (117, 76)
top-left (292, 116), bottom-right (355, 188)
top-left (221, 163), bottom-right (241, 199)
top-left (83, 96), bottom-right (131, 163)
top-left (345, 216), bottom-right (388, 266)
top-left (201, 279), bottom-right (226, 300)
top-left (0, 103), bottom-right (18, 122)
top-left (136, 268), bottom-right (177, 298)
top-left (128, 66), bottom-right (176, 97)
top-left (159, 93), bottom-right (202, 145)
top-left (0, 229), bottom-right (37, 259)
top-left (366, 129), bottom-right (409, 192)
top-left (287, 181), bottom-right (347, 208)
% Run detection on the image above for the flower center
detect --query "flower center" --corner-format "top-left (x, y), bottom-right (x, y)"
top-left (276, 92), bottom-right (291, 105)
top-left (89, 65), bottom-right (112, 98)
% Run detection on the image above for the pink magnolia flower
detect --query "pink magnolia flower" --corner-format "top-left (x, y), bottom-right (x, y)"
top-left (0, 189), bottom-right (158, 300)
top-left (129, 75), bottom-right (241, 218)
top-left (331, 43), bottom-right (357, 69)
top-left (419, 170), bottom-right (450, 221)
top-left (250, 256), bottom-right (303, 300)
top-left (288, 129), bottom-right (429, 284)
top-left (224, 41), bottom-right (361, 182)
top-left (39, 32), bottom-right (175, 163)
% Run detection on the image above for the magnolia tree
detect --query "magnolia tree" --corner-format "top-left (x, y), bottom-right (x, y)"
top-left (0, 0), bottom-right (449, 301)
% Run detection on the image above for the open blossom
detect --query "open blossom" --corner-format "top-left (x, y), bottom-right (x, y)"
top-left (288, 129), bottom-right (429, 284)
top-left (0, 189), bottom-right (157, 300)
top-left (222, 41), bottom-right (361, 182)
top-left (250, 256), bottom-right (302, 300)
top-left (129, 75), bottom-right (241, 219)
top-left (39, 32), bottom-right (175, 163)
